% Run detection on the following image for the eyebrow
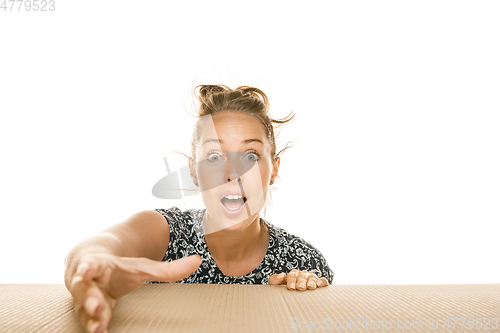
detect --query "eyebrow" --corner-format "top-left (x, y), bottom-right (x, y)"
top-left (202, 138), bottom-right (264, 145)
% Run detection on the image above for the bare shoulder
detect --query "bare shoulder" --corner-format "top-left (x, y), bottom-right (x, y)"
top-left (133, 209), bottom-right (170, 226)
top-left (117, 210), bottom-right (170, 233)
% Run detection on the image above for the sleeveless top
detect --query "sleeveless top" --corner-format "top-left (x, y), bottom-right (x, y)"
top-left (153, 207), bottom-right (334, 285)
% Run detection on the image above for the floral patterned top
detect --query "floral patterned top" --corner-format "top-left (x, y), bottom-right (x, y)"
top-left (153, 207), bottom-right (334, 285)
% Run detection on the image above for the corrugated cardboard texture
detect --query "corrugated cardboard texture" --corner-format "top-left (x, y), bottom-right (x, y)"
top-left (1, 284), bottom-right (499, 332)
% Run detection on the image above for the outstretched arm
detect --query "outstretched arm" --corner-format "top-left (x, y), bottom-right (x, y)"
top-left (64, 210), bottom-right (201, 333)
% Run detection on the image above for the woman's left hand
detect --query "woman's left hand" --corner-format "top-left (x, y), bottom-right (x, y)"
top-left (269, 269), bottom-right (329, 290)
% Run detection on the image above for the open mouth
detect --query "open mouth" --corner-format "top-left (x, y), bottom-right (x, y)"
top-left (220, 194), bottom-right (247, 211)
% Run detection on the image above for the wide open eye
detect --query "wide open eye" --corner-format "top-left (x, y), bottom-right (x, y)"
top-left (207, 151), bottom-right (224, 163)
top-left (243, 151), bottom-right (261, 163)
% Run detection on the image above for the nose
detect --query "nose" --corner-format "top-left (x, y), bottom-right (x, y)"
top-left (225, 152), bottom-right (243, 182)
top-left (227, 172), bottom-right (240, 182)
top-left (226, 163), bottom-right (241, 182)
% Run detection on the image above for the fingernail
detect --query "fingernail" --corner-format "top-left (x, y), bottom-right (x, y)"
top-left (278, 273), bottom-right (285, 279)
top-left (84, 297), bottom-right (99, 315)
top-left (77, 262), bottom-right (89, 277)
top-left (307, 282), bottom-right (315, 288)
top-left (317, 280), bottom-right (323, 287)
top-left (298, 283), bottom-right (305, 289)
top-left (290, 283), bottom-right (295, 289)
top-left (87, 320), bottom-right (99, 333)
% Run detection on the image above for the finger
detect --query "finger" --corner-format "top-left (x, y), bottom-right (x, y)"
top-left (71, 277), bottom-right (100, 330)
top-left (70, 274), bottom-right (84, 299)
top-left (76, 262), bottom-right (91, 280)
top-left (84, 294), bottom-right (113, 333)
top-left (71, 277), bottom-right (90, 329)
top-left (296, 270), bottom-right (309, 291)
top-left (79, 255), bottom-right (113, 282)
top-left (84, 297), bottom-right (100, 317)
top-left (93, 266), bottom-right (113, 289)
top-left (121, 254), bottom-right (202, 283)
top-left (91, 297), bottom-right (114, 333)
top-left (157, 254), bottom-right (202, 281)
top-left (268, 273), bottom-right (286, 285)
top-left (76, 303), bottom-right (90, 331)
top-left (71, 275), bottom-right (94, 316)
top-left (87, 319), bottom-right (100, 333)
top-left (317, 277), bottom-right (329, 287)
top-left (71, 256), bottom-right (114, 332)
top-left (78, 280), bottom-right (109, 331)
top-left (286, 269), bottom-right (299, 290)
top-left (306, 274), bottom-right (319, 290)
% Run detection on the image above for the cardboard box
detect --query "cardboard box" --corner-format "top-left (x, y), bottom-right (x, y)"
top-left (0, 283), bottom-right (499, 332)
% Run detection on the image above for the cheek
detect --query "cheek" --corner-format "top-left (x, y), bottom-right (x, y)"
top-left (243, 160), bottom-right (271, 185)
top-left (259, 161), bottom-right (273, 183)
top-left (196, 163), bottom-right (226, 192)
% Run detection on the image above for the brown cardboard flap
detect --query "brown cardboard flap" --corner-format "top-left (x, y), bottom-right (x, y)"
top-left (1, 284), bottom-right (499, 332)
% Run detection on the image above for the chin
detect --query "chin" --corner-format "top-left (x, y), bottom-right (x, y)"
top-left (205, 209), bottom-right (250, 233)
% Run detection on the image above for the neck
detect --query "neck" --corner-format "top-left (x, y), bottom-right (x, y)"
top-left (203, 211), bottom-right (267, 263)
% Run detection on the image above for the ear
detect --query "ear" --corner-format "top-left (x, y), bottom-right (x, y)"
top-left (188, 157), bottom-right (199, 187)
top-left (270, 156), bottom-right (280, 185)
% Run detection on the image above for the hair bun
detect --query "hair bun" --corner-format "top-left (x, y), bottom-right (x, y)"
top-left (196, 84), bottom-right (228, 101)
top-left (235, 86), bottom-right (269, 111)
top-left (196, 85), bottom-right (270, 113)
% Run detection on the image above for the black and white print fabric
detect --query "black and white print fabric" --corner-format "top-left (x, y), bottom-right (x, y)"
top-left (153, 207), bottom-right (334, 285)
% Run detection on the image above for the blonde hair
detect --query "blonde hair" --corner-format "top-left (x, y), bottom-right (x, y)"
top-left (191, 84), bottom-right (295, 167)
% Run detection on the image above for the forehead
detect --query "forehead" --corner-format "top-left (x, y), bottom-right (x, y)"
top-left (198, 111), bottom-right (268, 141)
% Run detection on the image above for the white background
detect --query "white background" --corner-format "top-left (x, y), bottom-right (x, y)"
top-left (0, 1), bottom-right (499, 284)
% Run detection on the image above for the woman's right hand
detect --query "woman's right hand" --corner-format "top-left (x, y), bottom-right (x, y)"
top-left (69, 253), bottom-right (202, 333)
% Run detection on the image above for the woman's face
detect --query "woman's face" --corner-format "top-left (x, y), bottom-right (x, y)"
top-left (190, 110), bottom-right (279, 233)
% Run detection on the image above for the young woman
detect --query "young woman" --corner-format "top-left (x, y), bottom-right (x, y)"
top-left (65, 85), bottom-right (334, 333)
